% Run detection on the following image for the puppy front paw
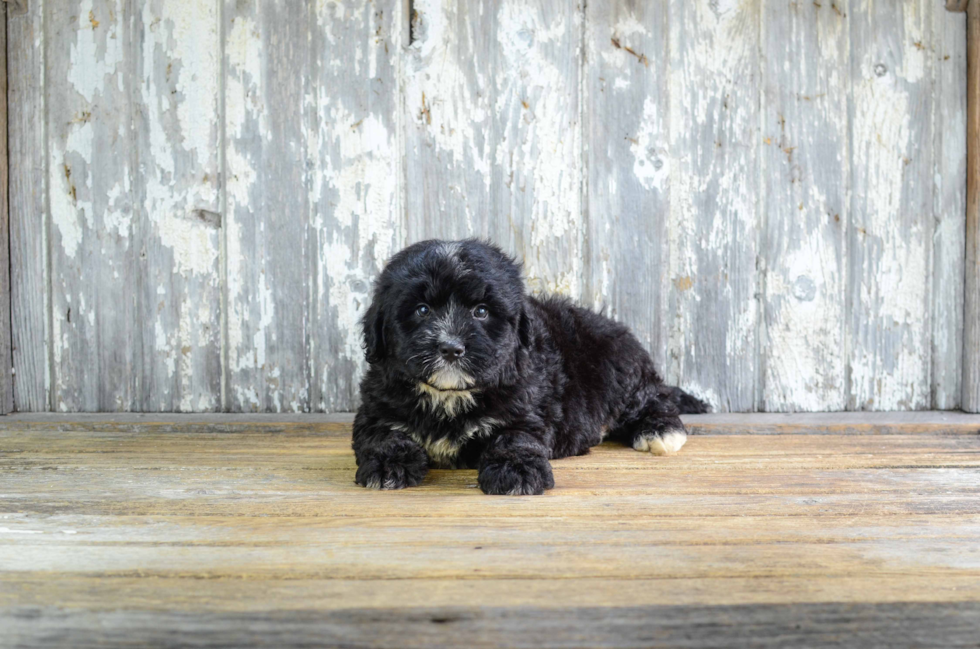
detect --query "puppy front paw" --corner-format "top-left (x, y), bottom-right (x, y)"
top-left (355, 442), bottom-right (429, 490)
top-left (633, 427), bottom-right (687, 456)
top-left (478, 455), bottom-right (554, 496)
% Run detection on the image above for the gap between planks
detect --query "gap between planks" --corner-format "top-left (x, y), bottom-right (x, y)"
top-left (1, 412), bottom-right (978, 435)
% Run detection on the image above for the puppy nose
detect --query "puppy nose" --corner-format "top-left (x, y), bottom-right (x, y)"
top-left (439, 340), bottom-right (466, 361)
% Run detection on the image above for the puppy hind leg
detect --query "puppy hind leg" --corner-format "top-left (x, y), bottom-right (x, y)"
top-left (631, 417), bottom-right (687, 455)
top-left (616, 398), bottom-right (688, 456)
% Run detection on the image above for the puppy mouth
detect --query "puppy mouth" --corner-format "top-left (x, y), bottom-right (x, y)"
top-left (422, 365), bottom-right (476, 391)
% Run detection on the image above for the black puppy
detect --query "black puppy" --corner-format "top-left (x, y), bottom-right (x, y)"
top-left (352, 239), bottom-right (708, 495)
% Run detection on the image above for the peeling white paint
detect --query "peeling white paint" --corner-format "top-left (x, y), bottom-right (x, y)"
top-left (406, 0), bottom-right (493, 195)
top-left (901, 1), bottom-right (928, 83)
top-left (666, 0), bottom-right (760, 410)
top-left (312, 0), bottom-right (404, 410)
top-left (226, 17), bottom-right (263, 93)
top-left (142, 1), bottom-right (220, 277)
top-left (155, 320), bottom-right (176, 379)
top-left (134, 0), bottom-right (223, 411)
top-left (68, 0), bottom-right (124, 103)
top-left (766, 238), bottom-right (845, 412)
top-left (225, 10), bottom-right (268, 407)
top-left (51, 122), bottom-right (95, 259)
top-left (759, 0), bottom-right (850, 412)
top-left (850, 34), bottom-right (930, 410)
top-left (631, 97), bottom-right (668, 191)
top-left (495, 1), bottom-right (583, 298)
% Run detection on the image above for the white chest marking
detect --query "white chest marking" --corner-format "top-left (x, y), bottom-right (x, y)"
top-left (394, 417), bottom-right (504, 467)
top-left (416, 382), bottom-right (477, 418)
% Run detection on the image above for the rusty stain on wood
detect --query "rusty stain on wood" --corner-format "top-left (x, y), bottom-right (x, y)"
top-left (610, 36), bottom-right (649, 67)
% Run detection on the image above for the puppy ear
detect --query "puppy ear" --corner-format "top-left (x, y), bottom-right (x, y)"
top-left (517, 307), bottom-right (532, 348)
top-left (362, 300), bottom-right (386, 364)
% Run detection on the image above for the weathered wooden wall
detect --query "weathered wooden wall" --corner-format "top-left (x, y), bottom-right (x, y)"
top-left (5, 0), bottom-right (971, 413)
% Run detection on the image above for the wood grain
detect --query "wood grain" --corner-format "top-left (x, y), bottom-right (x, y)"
top-left (1, 417), bottom-right (979, 646)
top-left (934, 5), bottom-right (968, 410)
top-left (7, 0), bottom-right (49, 411)
top-left (848, 0), bottom-right (935, 411)
top-left (402, 0), bottom-right (492, 242)
top-left (666, 0), bottom-right (761, 411)
top-left (761, 0), bottom-right (848, 412)
top-left (965, 0), bottom-right (980, 413)
top-left (4, 602), bottom-right (979, 649)
top-left (584, 0), bottom-right (669, 371)
top-left (3, 410), bottom-right (979, 434)
top-left (136, 0), bottom-right (223, 412)
top-left (46, 0), bottom-right (139, 411)
top-left (0, 1), bottom-right (12, 415)
top-left (404, 0), bottom-right (584, 299)
top-left (223, 0), bottom-right (313, 412)
top-left (310, 1), bottom-right (405, 412)
top-left (485, 0), bottom-right (584, 299)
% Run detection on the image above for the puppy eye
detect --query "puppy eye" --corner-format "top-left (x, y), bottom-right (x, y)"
top-left (416, 304), bottom-right (430, 317)
top-left (473, 305), bottom-right (489, 319)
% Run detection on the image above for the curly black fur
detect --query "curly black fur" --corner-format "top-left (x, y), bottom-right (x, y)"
top-left (352, 239), bottom-right (709, 495)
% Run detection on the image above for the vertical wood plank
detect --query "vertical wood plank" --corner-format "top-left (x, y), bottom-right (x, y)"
top-left (224, 0), bottom-right (313, 412)
top-left (848, 0), bottom-right (934, 410)
top-left (583, 1), bottom-right (669, 370)
top-left (965, 0), bottom-right (980, 413)
top-left (136, 0), bottom-right (222, 411)
top-left (760, 0), bottom-right (848, 412)
top-left (402, 0), bottom-right (491, 243)
top-left (666, 0), bottom-right (761, 412)
top-left (47, 0), bottom-right (138, 411)
top-left (0, 2), bottom-right (11, 414)
top-left (485, 0), bottom-right (583, 298)
top-left (932, 5), bottom-right (967, 410)
top-left (311, 1), bottom-right (404, 412)
top-left (404, 0), bottom-right (584, 298)
top-left (8, 0), bottom-right (50, 411)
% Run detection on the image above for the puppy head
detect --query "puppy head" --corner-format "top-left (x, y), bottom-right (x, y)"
top-left (362, 239), bottom-right (529, 392)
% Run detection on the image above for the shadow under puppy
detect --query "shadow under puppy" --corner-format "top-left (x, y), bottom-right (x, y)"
top-left (352, 239), bottom-right (708, 495)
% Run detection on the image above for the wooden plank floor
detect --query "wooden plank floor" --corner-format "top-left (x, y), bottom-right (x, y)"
top-left (1, 413), bottom-right (979, 648)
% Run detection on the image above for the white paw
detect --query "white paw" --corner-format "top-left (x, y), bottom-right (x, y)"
top-left (633, 428), bottom-right (687, 456)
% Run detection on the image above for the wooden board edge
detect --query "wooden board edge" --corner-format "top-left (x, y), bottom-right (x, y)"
top-left (0, 1), bottom-right (12, 415)
top-left (3, 602), bottom-right (980, 649)
top-left (0, 412), bottom-right (978, 435)
top-left (965, 0), bottom-right (980, 412)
